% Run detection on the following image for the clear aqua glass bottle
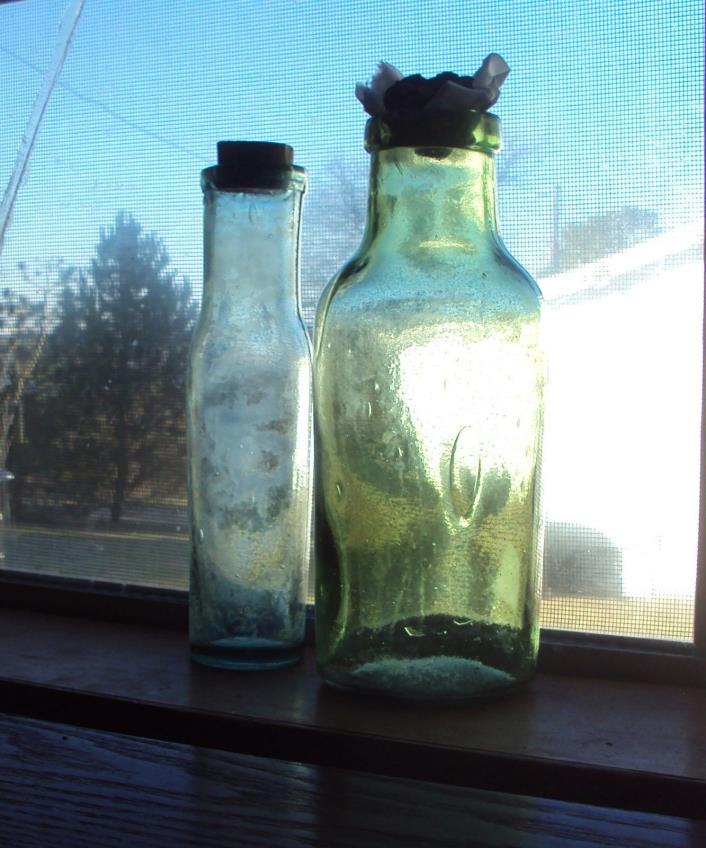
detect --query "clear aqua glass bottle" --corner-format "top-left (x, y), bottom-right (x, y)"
top-left (188, 142), bottom-right (312, 670)
top-left (314, 112), bottom-right (544, 699)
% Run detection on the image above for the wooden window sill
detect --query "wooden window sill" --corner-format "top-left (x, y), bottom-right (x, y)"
top-left (3, 713), bottom-right (704, 847)
top-left (0, 608), bottom-right (704, 819)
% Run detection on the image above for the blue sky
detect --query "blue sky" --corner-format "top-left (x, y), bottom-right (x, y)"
top-left (0, 0), bottom-right (703, 310)
top-left (0, 0), bottom-right (703, 606)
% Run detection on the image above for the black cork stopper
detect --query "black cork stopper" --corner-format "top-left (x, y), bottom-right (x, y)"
top-left (211, 141), bottom-right (295, 190)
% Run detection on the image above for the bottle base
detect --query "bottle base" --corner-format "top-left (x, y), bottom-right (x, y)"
top-left (191, 638), bottom-right (303, 671)
top-left (319, 655), bottom-right (534, 702)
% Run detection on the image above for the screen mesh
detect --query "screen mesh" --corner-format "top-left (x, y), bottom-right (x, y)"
top-left (0, 0), bottom-right (702, 641)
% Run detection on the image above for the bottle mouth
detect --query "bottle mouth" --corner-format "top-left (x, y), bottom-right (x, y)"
top-left (364, 110), bottom-right (501, 153)
top-left (203, 141), bottom-right (306, 191)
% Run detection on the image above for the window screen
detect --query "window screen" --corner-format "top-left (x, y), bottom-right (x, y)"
top-left (0, 0), bottom-right (702, 641)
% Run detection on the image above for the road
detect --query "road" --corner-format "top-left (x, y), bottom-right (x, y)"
top-left (0, 524), bottom-right (189, 590)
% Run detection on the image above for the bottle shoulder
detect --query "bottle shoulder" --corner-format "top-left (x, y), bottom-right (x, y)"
top-left (190, 313), bottom-right (312, 368)
top-left (316, 241), bottom-right (542, 334)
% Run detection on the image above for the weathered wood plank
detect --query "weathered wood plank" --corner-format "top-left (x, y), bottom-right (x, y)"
top-left (1, 714), bottom-right (703, 848)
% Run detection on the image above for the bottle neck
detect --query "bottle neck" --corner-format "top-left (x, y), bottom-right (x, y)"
top-left (202, 181), bottom-right (304, 318)
top-left (363, 146), bottom-right (499, 253)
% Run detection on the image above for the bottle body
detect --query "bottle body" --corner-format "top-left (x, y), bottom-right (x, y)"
top-left (189, 164), bottom-right (312, 669)
top-left (315, 136), bottom-right (544, 699)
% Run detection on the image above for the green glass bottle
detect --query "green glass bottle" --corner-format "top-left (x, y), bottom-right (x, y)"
top-left (314, 111), bottom-right (544, 700)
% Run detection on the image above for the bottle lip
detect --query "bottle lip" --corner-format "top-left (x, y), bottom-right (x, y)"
top-left (364, 109), bottom-right (501, 153)
top-left (201, 164), bottom-right (307, 193)
top-left (203, 141), bottom-right (307, 192)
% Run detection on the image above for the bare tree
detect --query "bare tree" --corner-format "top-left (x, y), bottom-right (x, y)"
top-left (551, 207), bottom-right (660, 274)
top-left (301, 159), bottom-right (367, 323)
top-left (0, 262), bottom-right (56, 468)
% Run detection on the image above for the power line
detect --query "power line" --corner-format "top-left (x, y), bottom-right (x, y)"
top-left (0, 41), bottom-right (207, 162)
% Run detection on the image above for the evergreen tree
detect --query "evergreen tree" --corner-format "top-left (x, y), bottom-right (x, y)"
top-left (30, 212), bottom-right (196, 524)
